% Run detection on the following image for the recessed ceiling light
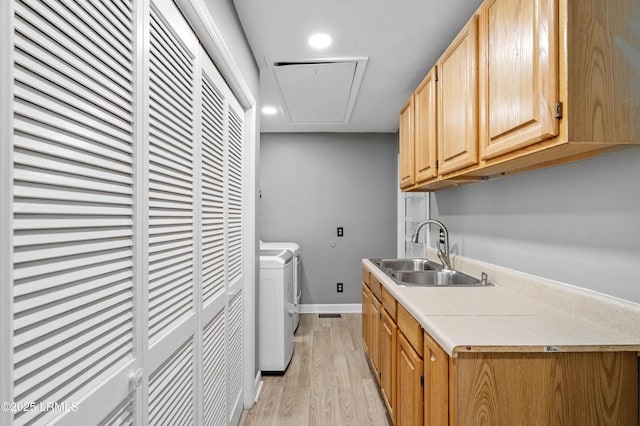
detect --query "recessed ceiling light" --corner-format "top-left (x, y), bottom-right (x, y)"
top-left (308, 33), bottom-right (332, 49)
top-left (262, 106), bottom-right (277, 115)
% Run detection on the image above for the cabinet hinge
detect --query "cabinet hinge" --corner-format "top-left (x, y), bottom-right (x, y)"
top-left (435, 72), bottom-right (438, 82)
top-left (554, 102), bottom-right (563, 119)
top-left (435, 160), bottom-right (439, 169)
top-left (420, 374), bottom-right (424, 387)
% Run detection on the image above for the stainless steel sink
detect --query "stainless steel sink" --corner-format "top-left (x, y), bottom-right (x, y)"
top-left (369, 258), bottom-right (491, 287)
top-left (391, 270), bottom-right (489, 287)
top-left (372, 258), bottom-right (441, 271)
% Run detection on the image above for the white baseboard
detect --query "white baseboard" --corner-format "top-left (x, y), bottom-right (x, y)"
top-left (299, 303), bottom-right (362, 314)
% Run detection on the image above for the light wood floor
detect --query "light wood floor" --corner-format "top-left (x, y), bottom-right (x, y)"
top-left (241, 313), bottom-right (391, 426)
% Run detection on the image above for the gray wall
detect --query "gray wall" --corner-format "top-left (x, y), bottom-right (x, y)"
top-left (260, 133), bottom-right (398, 305)
top-left (430, 147), bottom-right (640, 304)
top-left (203, 0), bottom-right (259, 96)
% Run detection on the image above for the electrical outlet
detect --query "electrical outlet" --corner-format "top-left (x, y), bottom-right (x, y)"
top-left (337, 283), bottom-right (343, 293)
top-left (439, 229), bottom-right (445, 245)
top-left (337, 227), bottom-right (343, 237)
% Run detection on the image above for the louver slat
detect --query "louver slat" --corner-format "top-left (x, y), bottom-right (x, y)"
top-left (147, 4), bottom-right (195, 345)
top-left (12, 0), bottom-right (135, 424)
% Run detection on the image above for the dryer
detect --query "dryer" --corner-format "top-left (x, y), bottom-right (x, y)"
top-left (258, 248), bottom-right (294, 372)
top-left (260, 241), bottom-right (301, 331)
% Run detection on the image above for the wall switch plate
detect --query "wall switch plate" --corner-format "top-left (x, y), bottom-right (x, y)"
top-left (337, 227), bottom-right (343, 237)
top-left (337, 283), bottom-right (343, 292)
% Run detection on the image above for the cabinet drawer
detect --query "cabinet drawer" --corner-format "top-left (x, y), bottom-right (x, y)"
top-left (398, 303), bottom-right (423, 358)
top-left (381, 286), bottom-right (397, 322)
top-left (362, 266), bottom-right (370, 286)
top-left (369, 273), bottom-right (382, 300)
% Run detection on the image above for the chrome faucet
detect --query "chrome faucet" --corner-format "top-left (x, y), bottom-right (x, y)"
top-left (411, 219), bottom-right (452, 270)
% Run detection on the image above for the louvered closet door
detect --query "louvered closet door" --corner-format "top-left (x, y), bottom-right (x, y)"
top-left (146, 0), bottom-right (198, 424)
top-left (199, 47), bottom-right (245, 426)
top-left (200, 51), bottom-right (228, 426)
top-left (11, 0), bottom-right (138, 424)
top-left (226, 101), bottom-right (244, 426)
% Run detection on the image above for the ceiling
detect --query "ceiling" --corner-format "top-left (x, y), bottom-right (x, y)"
top-left (233, 0), bottom-right (484, 133)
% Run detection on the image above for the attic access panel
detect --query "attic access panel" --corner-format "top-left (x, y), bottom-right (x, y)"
top-left (272, 58), bottom-right (368, 124)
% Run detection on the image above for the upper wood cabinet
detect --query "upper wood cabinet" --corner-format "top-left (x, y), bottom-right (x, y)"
top-left (479, 0), bottom-right (559, 159)
top-left (437, 15), bottom-right (479, 175)
top-left (399, 97), bottom-right (415, 188)
top-left (414, 67), bottom-right (438, 183)
top-left (399, 0), bottom-right (640, 192)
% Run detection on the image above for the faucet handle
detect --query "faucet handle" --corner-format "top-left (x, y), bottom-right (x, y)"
top-left (480, 272), bottom-right (488, 286)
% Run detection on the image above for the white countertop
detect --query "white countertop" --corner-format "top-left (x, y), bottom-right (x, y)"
top-left (362, 258), bottom-right (640, 356)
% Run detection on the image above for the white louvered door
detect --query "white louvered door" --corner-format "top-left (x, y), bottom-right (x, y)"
top-left (145, 1), bottom-right (198, 424)
top-left (200, 51), bottom-right (228, 426)
top-left (4, 0), bottom-right (247, 424)
top-left (226, 102), bottom-right (244, 426)
top-left (11, 0), bottom-right (138, 425)
top-left (200, 46), bottom-right (244, 426)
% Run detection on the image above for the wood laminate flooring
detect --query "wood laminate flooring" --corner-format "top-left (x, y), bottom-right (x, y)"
top-left (241, 313), bottom-right (391, 426)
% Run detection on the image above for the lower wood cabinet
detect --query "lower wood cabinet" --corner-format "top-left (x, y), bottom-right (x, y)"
top-left (397, 333), bottom-right (424, 426)
top-left (363, 272), bottom-right (423, 426)
top-left (362, 265), bottom-right (639, 426)
top-left (380, 309), bottom-right (397, 422)
top-left (370, 291), bottom-right (382, 380)
top-left (424, 332), bottom-right (449, 426)
top-left (450, 351), bottom-right (638, 425)
top-left (361, 283), bottom-right (370, 354)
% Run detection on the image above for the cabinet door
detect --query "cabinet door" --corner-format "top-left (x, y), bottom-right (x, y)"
top-left (370, 296), bottom-right (382, 381)
top-left (361, 283), bottom-right (370, 353)
top-left (437, 15), bottom-right (479, 175)
top-left (479, 0), bottom-right (558, 159)
top-left (424, 332), bottom-right (449, 426)
top-left (397, 333), bottom-right (424, 426)
top-left (380, 309), bottom-right (398, 422)
top-left (399, 97), bottom-right (415, 188)
top-left (414, 67), bottom-right (438, 183)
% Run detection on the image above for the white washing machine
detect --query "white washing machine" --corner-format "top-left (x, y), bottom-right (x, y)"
top-left (259, 248), bottom-right (294, 372)
top-left (260, 241), bottom-right (301, 331)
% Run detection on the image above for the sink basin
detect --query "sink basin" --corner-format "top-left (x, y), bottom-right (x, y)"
top-left (372, 258), bottom-right (441, 271)
top-left (369, 258), bottom-right (491, 287)
top-left (390, 270), bottom-right (489, 287)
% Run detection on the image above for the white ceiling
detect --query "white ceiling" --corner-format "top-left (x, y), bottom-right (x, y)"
top-left (233, 0), bottom-right (484, 133)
